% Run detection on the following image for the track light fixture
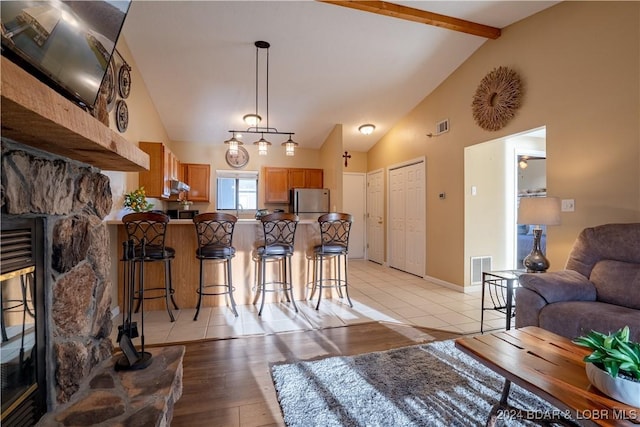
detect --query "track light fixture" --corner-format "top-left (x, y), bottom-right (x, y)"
top-left (227, 41), bottom-right (298, 156)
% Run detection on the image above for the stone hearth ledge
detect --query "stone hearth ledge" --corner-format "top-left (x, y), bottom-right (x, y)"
top-left (37, 346), bottom-right (185, 427)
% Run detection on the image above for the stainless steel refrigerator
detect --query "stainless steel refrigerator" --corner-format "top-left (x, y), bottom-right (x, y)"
top-left (290, 188), bottom-right (330, 214)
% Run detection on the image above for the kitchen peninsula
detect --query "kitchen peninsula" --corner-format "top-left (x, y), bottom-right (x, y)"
top-left (107, 218), bottom-right (324, 311)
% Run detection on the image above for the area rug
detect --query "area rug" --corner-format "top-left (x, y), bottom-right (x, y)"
top-left (271, 339), bottom-right (560, 426)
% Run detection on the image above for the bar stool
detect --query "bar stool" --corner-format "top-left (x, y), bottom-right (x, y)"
top-left (193, 213), bottom-right (238, 320)
top-left (122, 212), bottom-right (178, 322)
top-left (309, 213), bottom-right (354, 310)
top-left (254, 212), bottom-right (299, 316)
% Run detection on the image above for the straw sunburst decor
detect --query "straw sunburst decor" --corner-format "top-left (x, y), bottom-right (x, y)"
top-left (471, 66), bottom-right (523, 131)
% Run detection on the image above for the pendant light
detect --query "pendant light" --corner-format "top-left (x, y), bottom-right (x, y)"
top-left (227, 41), bottom-right (298, 156)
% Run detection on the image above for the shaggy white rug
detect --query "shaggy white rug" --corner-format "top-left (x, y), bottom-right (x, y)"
top-left (271, 339), bottom-right (561, 426)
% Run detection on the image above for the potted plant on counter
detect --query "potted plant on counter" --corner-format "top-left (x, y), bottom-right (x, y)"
top-left (123, 186), bottom-right (154, 212)
top-left (573, 326), bottom-right (640, 407)
top-left (178, 190), bottom-right (192, 210)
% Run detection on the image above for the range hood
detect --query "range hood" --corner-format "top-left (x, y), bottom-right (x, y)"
top-left (170, 179), bottom-right (190, 194)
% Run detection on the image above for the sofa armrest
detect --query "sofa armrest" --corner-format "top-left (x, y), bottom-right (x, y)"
top-left (519, 270), bottom-right (597, 304)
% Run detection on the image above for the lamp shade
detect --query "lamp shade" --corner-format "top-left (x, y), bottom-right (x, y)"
top-left (517, 197), bottom-right (561, 226)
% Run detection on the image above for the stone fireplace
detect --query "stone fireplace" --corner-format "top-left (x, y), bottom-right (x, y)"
top-left (1, 139), bottom-right (114, 414)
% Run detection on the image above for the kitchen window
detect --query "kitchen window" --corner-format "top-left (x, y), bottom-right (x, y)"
top-left (216, 170), bottom-right (258, 211)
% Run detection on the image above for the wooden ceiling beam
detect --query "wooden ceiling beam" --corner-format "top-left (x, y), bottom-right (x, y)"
top-left (319, 0), bottom-right (501, 39)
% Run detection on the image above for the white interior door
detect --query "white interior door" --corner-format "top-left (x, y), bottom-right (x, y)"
top-left (404, 163), bottom-right (425, 276)
top-left (389, 168), bottom-right (406, 271)
top-left (388, 161), bottom-right (425, 276)
top-left (366, 169), bottom-right (384, 264)
top-left (343, 173), bottom-right (366, 258)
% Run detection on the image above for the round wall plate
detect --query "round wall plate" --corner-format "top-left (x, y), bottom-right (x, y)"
top-left (225, 145), bottom-right (250, 168)
top-left (118, 65), bottom-right (131, 99)
top-left (115, 100), bottom-right (129, 133)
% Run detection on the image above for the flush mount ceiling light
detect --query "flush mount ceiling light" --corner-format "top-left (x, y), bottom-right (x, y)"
top-left (227, 41), bottom-right (297, 156)
top-left (358, 124), bottom-right (375, 135)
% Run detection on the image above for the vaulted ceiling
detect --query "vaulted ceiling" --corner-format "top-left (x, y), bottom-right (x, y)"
top-left (122, 1), bottom-right (558, 153)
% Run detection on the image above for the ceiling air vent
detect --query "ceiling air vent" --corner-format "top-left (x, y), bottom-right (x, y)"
top-left (435, 119), bottom-right (449, 135)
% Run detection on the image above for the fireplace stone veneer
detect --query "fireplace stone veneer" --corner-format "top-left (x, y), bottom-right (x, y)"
top-left (1, 139), bottom-right (114, 408)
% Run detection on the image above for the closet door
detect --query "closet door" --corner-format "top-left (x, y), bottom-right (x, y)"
top-left (366, 170), bottom-right (384, 264)
top-left (404, 163), bottom-right (425, 276)
top-left (389, 168), bottom-right (406, 271)
top-left (389, 161), bottom-right (425, 276)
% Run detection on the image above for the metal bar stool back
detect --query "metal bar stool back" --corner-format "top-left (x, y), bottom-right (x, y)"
top-left (255, 212), bottom-right (299, 316)
top-left (310, 212), bottom-right (354, 309)
top-left (122, 212), bottom-right (178, 321)
top-left (193, 212), bottom-right (238, 320)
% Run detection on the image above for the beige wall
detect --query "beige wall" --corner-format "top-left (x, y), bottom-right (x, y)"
top-left (170, 140), bottom-right (326, 213)
top-left (103, 37), bottom-right (172, 219)
top-left (320, 124), bottom-right (344, 211)
top-left (343, 151), bottom-right (368, 173)
top-left (368, 1), bottom-right (640, 287)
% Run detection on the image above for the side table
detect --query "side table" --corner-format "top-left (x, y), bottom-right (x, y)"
top-left (480, 269), bottom-right (524, 333)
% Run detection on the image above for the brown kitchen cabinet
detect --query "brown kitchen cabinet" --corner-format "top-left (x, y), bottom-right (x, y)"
top-left (264, 167), bottom-right (290, 203)
top-left (139, 141), bottom-right (178, 199)
top-left (289, 168), bottom-right (323, 189)
top-left (263, 167), bottom-right (324, 203)
top-left (181, 163), bottom-right (210, 202)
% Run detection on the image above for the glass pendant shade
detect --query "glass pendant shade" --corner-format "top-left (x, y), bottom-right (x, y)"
top-left (224, 135), bottom-right (242, 155)
top-left (282, 136), bottom-right (298, 156)
top-left (243, 114), bottom-right (262, 127)
top-left (254, 137), bottom-right (271, 156)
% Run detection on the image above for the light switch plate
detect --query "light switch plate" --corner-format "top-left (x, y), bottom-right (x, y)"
top-left (561, 199), bottom-right (575, 212)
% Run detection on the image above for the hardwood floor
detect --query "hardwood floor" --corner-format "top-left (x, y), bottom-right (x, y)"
top-left (166, 321), bottom-right (461, 427)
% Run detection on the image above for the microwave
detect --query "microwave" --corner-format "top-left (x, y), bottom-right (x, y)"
top-left (178, 210), bottom-right (199, 219)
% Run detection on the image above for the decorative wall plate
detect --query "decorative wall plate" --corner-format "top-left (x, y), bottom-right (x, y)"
top-left (115, 99), bottom-right (129, 132)
top-left (471, 66), bottom-right (522, 131)
top-left (105, 60), bottom-right (117, 112)
top-left (118, 65), bottom-right (131, 99)
top-left (225, 145), bottom-right (250, 168)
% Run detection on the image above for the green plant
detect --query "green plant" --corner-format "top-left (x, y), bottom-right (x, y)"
top-left (123, 186), bottom-right (154, 212)
top-left (573, 326), bottom-right (640, 381)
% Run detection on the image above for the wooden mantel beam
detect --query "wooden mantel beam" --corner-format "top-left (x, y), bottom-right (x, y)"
top-left (318, 0), bottom-right (501, 39)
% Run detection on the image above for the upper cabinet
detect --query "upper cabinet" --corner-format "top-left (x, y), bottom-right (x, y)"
top-left (264, 167), bottom-right (290, 203)
top-left (139, 141), bottom-right (176, 199)
top-left (263, 167), bottom-right (324, 203)
top-left (182, 163), bottom-right (210, 203)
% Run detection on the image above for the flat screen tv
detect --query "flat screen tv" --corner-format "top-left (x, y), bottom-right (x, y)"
top-left (1, 0), bottom-right (131, 110)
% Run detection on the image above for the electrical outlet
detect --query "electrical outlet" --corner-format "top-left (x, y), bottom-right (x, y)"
top-left (561, 199), bottom-right (575, 212)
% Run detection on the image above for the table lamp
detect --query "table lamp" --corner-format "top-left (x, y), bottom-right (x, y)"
top-left (517, 197), bottom-right (560, 273)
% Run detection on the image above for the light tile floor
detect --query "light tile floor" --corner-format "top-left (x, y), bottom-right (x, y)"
top-left (110, 260), bottom-right (512, 345)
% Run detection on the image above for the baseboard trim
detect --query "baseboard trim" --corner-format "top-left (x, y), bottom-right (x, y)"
top-left (423, 275), bottom-right (481, 293)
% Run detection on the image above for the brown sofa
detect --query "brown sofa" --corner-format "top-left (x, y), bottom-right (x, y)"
top-left (515, 223), bottom-right (640, 342)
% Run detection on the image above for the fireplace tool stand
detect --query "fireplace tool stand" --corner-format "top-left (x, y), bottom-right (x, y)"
top-left (115, 239), bottom-right (152, 371)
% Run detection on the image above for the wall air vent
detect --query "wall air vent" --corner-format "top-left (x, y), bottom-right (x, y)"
top-left (435, 119), bottom-right (449, 135)
top-left (470, 256), bottom-right (492, 285)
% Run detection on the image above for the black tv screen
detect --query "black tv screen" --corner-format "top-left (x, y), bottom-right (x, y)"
top-left (1, 0), bottom-right (131, 109)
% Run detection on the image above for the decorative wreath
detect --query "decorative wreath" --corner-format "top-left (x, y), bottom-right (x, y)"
top-left (471, 66), bottom-right (522, 131)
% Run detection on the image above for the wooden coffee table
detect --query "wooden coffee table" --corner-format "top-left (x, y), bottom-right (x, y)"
top-left (455, 327), bottom-right (639, 426)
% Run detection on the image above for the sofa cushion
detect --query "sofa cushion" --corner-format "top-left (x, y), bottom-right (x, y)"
top-left (539, 301), bottom-right (640, 342)
top-left (565, 223), bottom-right (640, 278)
top-left (591, 260), bottom-right (640, 309)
